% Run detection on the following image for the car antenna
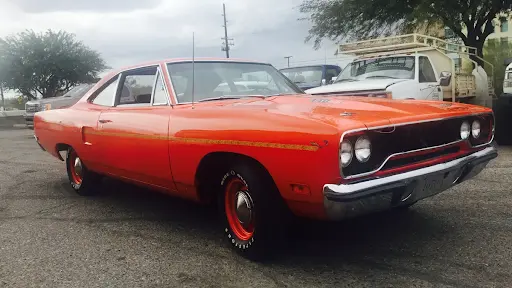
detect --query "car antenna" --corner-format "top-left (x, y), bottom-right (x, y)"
top-left (191, 31), bottom-right (195, 109)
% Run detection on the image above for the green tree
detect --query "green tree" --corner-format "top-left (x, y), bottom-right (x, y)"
top-left (0, 29), bottom-right (108, 99)
top-left (299, 0), bottom-right (512, 66)
top-left (484, 39), bottom-right (512, 96)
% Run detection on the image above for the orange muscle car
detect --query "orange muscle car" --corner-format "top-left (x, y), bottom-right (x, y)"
top-left (33, 58), bottom-right (498, 260)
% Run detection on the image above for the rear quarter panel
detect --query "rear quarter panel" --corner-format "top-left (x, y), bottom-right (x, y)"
top-left (34, 105), bottom-right (102, 169)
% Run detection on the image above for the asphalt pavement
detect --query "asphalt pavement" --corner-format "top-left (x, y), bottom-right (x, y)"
top-left (1, 128), bottom-right (511, 288)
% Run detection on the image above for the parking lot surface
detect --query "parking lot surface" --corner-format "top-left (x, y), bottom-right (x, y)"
top-left (1, 129), bottom-right (511, 288)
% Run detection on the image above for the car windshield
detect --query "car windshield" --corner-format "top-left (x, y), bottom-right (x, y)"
top-left (63, 83), bottom-right (95, 98)
top-left (506, 71), bottom-right (512, 79)
top-left (166, 61), bottom-right (303, 103)
top-left (280, 66), bottom-right (323, 86)
top-left (335, 56), bottom-right (415, 82)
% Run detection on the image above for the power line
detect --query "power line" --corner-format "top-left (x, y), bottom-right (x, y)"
top-left (221, 3), bottom-right (234, 58)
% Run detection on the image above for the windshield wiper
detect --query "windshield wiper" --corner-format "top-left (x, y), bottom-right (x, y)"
top-left (197, 95), bottom-right (266, 103)
top-left (365, 75), bottom-right (399, 79)
top-left (335, 79), bottom-right (358, 83)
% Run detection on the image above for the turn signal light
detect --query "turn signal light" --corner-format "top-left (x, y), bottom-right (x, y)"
top-left (291, 184), bottom-right (311, 196)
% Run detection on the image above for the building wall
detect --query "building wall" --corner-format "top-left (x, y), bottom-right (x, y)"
top-left (458, 14), bottom-right (512, 42)
top-left (487, 14), bottom-right (512, 41)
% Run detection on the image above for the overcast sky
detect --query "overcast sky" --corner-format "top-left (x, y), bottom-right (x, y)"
top-left (0, 0), bottom-right (355, 98)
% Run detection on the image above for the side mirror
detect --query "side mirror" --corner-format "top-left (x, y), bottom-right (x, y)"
top-left (329, 76), bottom-right (337, 84)
top-left (321, 79), bottom-right (327, 85)
top-left (439, 71), bottom-right (452, 86)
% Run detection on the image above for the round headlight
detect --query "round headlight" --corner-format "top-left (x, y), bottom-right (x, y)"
top-left (460, 121), bottom-right (470, 140)
top-left (340, 140), bottom-right (353, 168)
top-left (471, 120), bottom-right (481, 138)
top-left (354, 135), bottom-right (371, 163)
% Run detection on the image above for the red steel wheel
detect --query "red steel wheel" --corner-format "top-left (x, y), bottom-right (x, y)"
top-left (218, 163), bottom-right (292, 261)
top-left (65, 147), bottom-right (102, 196)
top-left (224, 178), bottom-right (255, 241)
top-left (68, 150), bottom-right (83, 186)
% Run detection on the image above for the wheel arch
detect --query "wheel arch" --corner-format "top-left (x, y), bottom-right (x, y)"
top-left (194, 151), bottom-right (278, 204)
top-left (55, 143), bottom-right (72, 161)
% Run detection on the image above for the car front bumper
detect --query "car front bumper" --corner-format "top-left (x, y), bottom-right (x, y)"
top-left (323, 145), bottom-right (498, 220)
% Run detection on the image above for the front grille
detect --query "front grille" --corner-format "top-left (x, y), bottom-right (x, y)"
top-left (381, 145), bottom-right (460, 171)
top-left (342, 113), bottom-right (493, 178)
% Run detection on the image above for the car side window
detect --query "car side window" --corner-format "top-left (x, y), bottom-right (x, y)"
top-left (91, 75), bottom-right (119, 106)
top-left (325, 68), bottom-right (339, 81)
top-left (116, 66), bottom-right (158, 107)
top-left (419, 57), bottom-right (437, 83)
top-left (152, 71), bottom-right (169, 105)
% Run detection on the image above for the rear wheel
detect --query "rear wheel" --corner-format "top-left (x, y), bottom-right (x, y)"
top-left (66, 147), bottom-right (102, 196)
top-left (218, 162), bottom-right (290, 261)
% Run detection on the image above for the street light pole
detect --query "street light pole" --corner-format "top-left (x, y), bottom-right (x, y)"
top-left (284, 56), bottom-right (292, 67)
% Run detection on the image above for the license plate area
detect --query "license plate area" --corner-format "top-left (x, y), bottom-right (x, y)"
top-left (411, 167), bottom-right (465, 200)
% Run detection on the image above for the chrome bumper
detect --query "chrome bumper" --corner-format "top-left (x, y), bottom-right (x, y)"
top-left (323, 146), bottom-right (498, 220)
top-left (34, 135), bottom-right (45, 151)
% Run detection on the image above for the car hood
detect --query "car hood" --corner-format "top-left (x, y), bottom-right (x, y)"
top-left (31, 96), bottom-right (74, 105)
top-left (211, 95), bottom-right (489, 131)
top-left (305, 78), bottom-right (410, 95)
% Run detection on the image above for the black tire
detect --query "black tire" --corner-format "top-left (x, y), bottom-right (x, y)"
top-left (394, 201), bottom-right (416, 211)
top-left (217, 161), bottom-right (290, 261)
top-left (65, 147), bottom-right (102, 196)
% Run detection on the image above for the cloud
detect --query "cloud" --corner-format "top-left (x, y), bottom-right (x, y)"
top-left (4, 0), bottom-right (163, 13)
top-left (0, 0), bottom-right (353, 98)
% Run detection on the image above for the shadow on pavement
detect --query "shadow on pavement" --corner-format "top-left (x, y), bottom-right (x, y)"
top-left (59, 175), bottom-right (451, 267)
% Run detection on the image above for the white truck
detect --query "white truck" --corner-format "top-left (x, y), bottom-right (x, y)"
top-left (305, 34), bottom-right (495, 108)
top-left (503, 60), bottom-right (512, 96)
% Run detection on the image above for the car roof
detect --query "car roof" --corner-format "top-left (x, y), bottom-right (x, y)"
top-left (106, 57), bottom-right (271, 76)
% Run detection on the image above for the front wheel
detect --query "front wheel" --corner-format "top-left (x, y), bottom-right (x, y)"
top-left (218, 162), bottom-right (290, 261)
top-left (66, 147), bottom-right (102, 196)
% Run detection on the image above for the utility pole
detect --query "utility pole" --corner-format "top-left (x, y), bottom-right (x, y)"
top-left (221, 3), bottom-right (234, 58)
top-left (0, 83), bottom-right (4, 110)
top-left (284, 56), bottom-right (292, 67)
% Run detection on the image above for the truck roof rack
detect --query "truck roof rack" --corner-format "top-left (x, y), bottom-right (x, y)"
top-left (338, 34), bottom-right (478, 58)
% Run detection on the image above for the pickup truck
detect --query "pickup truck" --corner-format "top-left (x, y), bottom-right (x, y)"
top-left (305, 34), bottom-right (494, 108)
top-left (24, 83), bottom-right (95, 128)
top-left (503, 60), bottom-right (512, 96)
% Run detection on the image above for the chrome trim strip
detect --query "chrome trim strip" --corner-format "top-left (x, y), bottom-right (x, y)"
top-left (151, 66), bottom-right (171, 106)
top-left (149, 68), bottom-right (160, 105)
top-left (366, 112), bottom-right (493, 131)
top-left (163, 62), bottom-right (178, 105)
top-left (310, 89), bottom-right (387, 96)
top-left (111, 72), bottom-right (122, 107)
top-left (339, 112), bottom-right (495, 179)
top-left (326, 146), bottom-right (497, 195)
top-left (344, 139), bottom-right (464, 180)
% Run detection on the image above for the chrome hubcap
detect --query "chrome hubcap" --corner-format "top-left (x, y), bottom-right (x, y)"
top-left (235, 191), bottom-right (253, 226)
top-left (74, 157), bottom-right (83, 179)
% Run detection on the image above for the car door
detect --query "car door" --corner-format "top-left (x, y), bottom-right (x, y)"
top-left (80, 74), bottom-right (121, 174)
top-left (418, 56), bottom-right (443, 101)
top-left (96, 65), bottom-right (175, 190)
